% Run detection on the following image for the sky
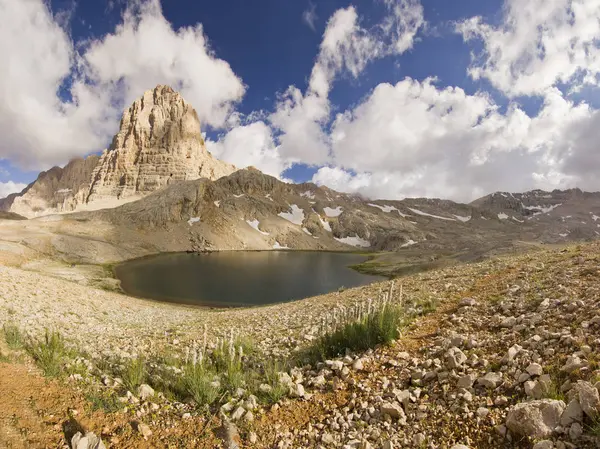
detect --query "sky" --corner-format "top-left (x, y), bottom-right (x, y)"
top-left (2, 0), bottom-right (600, 202)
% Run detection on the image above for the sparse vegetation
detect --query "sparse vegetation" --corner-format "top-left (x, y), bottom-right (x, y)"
top-left (3, 323), bottom-right (24, 349)
top-left (122, 357), bottom-right (146, 392)
top-left (182, 364), bottom-right (221, 406)
top-left (27, 330), bottom-right (67, 377)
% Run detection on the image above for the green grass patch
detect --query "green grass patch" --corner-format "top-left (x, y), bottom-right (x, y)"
top-left (307, 305), bottom-right (404, 362)
top-left (28, 330), bottom-right (68, 377)
top-left (3, 323), bottom-right (24, 350)
top-left (122, 357), bottom-right (146, 392)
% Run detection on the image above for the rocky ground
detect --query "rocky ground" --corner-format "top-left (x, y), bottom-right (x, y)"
top-left (1, 241), bottom-right (600, 448)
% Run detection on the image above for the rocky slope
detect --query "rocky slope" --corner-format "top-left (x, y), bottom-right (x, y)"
top-left (0, 155), bottom-right (100, 217)
top-left (1, 240), bottom-right (599, 448)
top-left (0, 85), bottom-right (235, 218)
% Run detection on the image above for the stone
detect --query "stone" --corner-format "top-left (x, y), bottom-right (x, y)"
top-left (446, 347), bottom-right (467, 369)
top-left (217, 419), bottom-right (241, 449)
top-left (477, 407), bottom-right (490, 418)
top-left (569, 422), bottom-right (583, 440)
top-left (560, 399), bottom-right (583, 426)
top-left (137, 423), bottom-right (152, 439)
top-left (457, 373), bottom-right (476, 389)
top-left (380, 402), bottom-right (406, 422)
top-left (249, 432), bottom-right (258, 444)
top-left (459, 297), bottom-right (477, 307)
top-left (71, 432), bottom-right (106, 449)
top-left (290, 383), bottom-right (305, 398)
top-left (137, 384), bottom-right (155, 401)
top-left (231, 407), bottom-right (246, 421)
top-left (450, 445), bottom-right (470, 449)
top-left (572, 381), bottom-right (600, 418)
top-left (505, 399), bottom-right (566, 438)
top-left (526, 363), bottom-right (543, 376)
top-left (477, 372), bottom-right (503, 389)
top-left (352, 359), bottom-right (365, 371)
top-left (532, 441), bottom-right (554, 449)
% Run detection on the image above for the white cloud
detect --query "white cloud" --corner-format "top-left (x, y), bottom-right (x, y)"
top-left (270, 0), bottom-right (425, 166)
top-left (0, 0), bottom-right (244, 171)
top-left (457, 0), bottom-right (600, 97)
top-left (0, 181), bottom-right (27, 198)
top-left (302, 2), bottom-right (317, 32)
top-left (312, 78), bottom-right (596, 201)
top-left (206, 122), bottom-right (289, 178)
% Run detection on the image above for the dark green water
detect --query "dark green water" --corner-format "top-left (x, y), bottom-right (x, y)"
top-left (115, 251), bottom-right (381, 307)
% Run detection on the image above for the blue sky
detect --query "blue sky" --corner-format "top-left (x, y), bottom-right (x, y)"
top-left (2, 0), bottom-right (600, 201)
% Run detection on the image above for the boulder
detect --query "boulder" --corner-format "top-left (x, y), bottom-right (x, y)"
top-left (71, 432), bottom-right (106, 449)
top-left (505, 399), bottom-right (566, 438)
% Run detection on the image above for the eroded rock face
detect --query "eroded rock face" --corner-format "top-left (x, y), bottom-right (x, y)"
top-left (0, 156), bottom-right (100, 218)
top-left (86, 85), bottom-right (235, 202)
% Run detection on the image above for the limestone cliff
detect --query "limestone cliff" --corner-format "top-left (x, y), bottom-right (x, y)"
top-left (86, 85), bottom-right (235, 202)
top-left (0, 156), bottom-right (100, 217)
top-left (0, 85), bottom-right (236, 218)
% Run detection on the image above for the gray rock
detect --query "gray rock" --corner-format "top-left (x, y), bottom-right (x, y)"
top-left (560, 399), bottom-right (583, 426)
top-left (532, 441), bottom-right (554, 449)
top-left (446, 347), bottom-right (467, 369)
top-left (457, 373), bottom-right (476, 389)
top-left (450, 445), bottom-right (470, 449)
top-left (506, 399), bottom-right (566, 438)
top-left (71, 432), bottom-right (106, 449)
top-left (526, 363), bottom-right (543, 376)
top-left (137, 384), bottom-right (155, 400)
top-left (569, 422), bottom-right (583, 440)
top-left (573, 381), bottom-right (600, 419)
top-left (380, 402), bottom-right (406, 422)
top-left (477, 372), bottom-right (503, 389)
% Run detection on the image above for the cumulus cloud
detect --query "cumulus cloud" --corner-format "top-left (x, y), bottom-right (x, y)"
top-left (0, 0), bottom-right (244, 170)
top-left (457, 0), bottom-right (600, 97)
top-left (270, 0), bottom-right (425, 165)
top-left (0, 181), bottom-right (27, 198)
top-left (302, 2), bottom-right (317, 31)
top-left (206, 122), bottom-right (289, 178)
top-left (312, 79), bottom-right (595, 201)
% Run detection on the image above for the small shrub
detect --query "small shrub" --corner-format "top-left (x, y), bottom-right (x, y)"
top-left (29, 330), bottom-right (67, 377)
top-left (86, 391), bottom-right (122, 413)
top-left (257, 360), bottom-right (288, 404)
top-left (122, 357), bottom-right (146, 392)
top-left (311, 304), bottom-right (404, 361)
top-left (183, 364), bottom-right (220, 406)
top-left (3, 324), bottom-right (23, 350)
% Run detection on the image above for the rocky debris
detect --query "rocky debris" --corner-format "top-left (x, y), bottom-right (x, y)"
top-left (506, 399), bottom-right (566, 438)
top-left (71, 431), bottom-right (106, 449)
top-left (217, 418), bottom-right (241, 449)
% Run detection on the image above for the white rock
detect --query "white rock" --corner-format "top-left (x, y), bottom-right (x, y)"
top-left (477, 372), bottom-right (503, 389)
top-left (505, 399), bottom-right (566, 438)
top-left (526, 363), bottom-right (543, 376)
top-left (137, 384), bottom-right (155, 401)
top-left (532, 441), bottom-right (554, 449)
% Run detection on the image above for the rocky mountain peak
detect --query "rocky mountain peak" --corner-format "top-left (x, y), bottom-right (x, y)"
top-left (87, 85), bottom-right (235, 202)
top-left (0, 85), bottom-right (236, 217)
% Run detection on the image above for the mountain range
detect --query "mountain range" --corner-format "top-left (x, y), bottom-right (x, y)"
top-left (1, 85), bottom-right (599, 276)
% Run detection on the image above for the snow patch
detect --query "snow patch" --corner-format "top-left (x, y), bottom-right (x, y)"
top-left (278, 204), bottom-right (305, 225)
top-left (214, 201), bottom-right (220, 207)
top-left (522, 203), bottom-right (562, 214)
top-left (56, 188), bottom-right (72, 194)
top-left (318, 215), bottom-right (332, 232)
top-left (453, 214), bottom-right (471, 222)
top-left (368, 203), bottom-right (398, 213)
top-left (302, 227), bottom-right (312, 236)
top-left (498, 213), bottom-right (509, 220)
top-left (591, 213), bottom-right (600, 221)
top-left (300, 190), bottom-right (315, 199)
top-left (246, 219), bottom-right (269, 235)
top-left (559, 232), bottom-right (569, 238)
top-left (187, 217), bottom-right (200, 226)
top-left (265, 194), bottom-right (273, 202)
top-left (334, 235), bottom-right (371, 248)
top-left (512, 216), bottom-right (524, 223)
top-left (273, 241), bottom-right (289, 249)
top-left (324, 206), bottom-right (343, 217)
top-left (233, 194), bottom-right (245, 198)
top-left (400, 239), bottom-right (417, 248)
top-left (408, 208), bottom-right (455, 221)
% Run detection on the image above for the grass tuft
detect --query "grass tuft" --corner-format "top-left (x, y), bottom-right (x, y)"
top-left (28, 330), bottom-right (67, 377)
top-left (3, 324), bottom-right (24, 350)
top-left (310, 304), bottom-right (404, 361)
top-left (183, 364), bottom-right (221, 406)
top-left (122, 357), bottom-right (146, 392)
